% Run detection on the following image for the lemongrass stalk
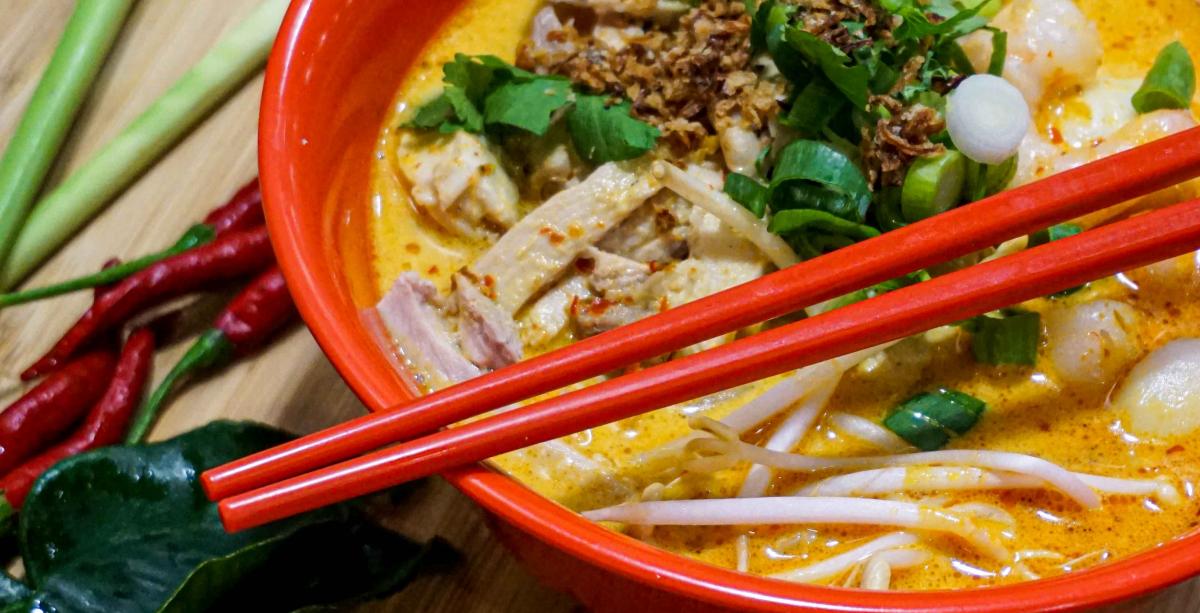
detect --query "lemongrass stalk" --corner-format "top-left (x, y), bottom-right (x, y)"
top-left (0, 0), bottom-right (289, 290)
top-left (0, 0), bottom-right (133, 272)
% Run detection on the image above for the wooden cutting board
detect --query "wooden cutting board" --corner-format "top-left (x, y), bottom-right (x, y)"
top-left (0, 2), bottom-right (1193, 611)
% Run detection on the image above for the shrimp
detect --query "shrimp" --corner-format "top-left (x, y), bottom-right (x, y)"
top-left (961, 0), bottom-right (1102, 108)
top-left (1044, 110), bottom-right (1198, 224)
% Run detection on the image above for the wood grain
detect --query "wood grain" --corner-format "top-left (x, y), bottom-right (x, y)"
top-left (0, 2), bottom-right (1194, 611)
top-left (0, 2), bottom-right (572, 611)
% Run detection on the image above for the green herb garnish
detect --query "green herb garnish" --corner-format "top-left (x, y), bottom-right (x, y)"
top-left (1028, 222), bottom-right (1086, 297)
top-left (968, 310), bottom-right (1041, 365)
top-left (884, 389), bottom-right (987, 451)
top-left (483, 78), bottom-right (572, 135)
top-left (769, 140), bottom-right (873, 222)
top-left (1132, 41), bottom-right (1196, 114)
top-left (810, 269), bottom-right (931, 315)
top-left (567, 95), bottom-right (662, 164)
top-left (1029, 222), bottom-right (1083, 248)
top-left (725, 172), bottom-right (769, 217)
top-left (405, 54), bottom-right (659, 164)
top-left (900, 150), bottom-right (967, 222)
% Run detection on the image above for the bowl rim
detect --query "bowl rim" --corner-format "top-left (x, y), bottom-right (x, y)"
top-left (258, 1), bottom-right (1200, 610)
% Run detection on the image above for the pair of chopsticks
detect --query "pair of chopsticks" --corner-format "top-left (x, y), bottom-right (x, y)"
top-left (206, 127), bottom-right (1200, 532)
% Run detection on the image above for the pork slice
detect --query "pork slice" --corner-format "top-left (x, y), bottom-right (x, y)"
top-left (469, 160), bottom-right (660, 314)
top-left (454, 274), bottom-right (524, 370)
top-left (376, 273), bottom-right (481, 387)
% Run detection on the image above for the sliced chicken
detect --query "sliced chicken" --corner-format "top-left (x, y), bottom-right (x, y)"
top-left (396, 131), bottom-right (520, 239)
top-left (573, 247), bottom-right (658, 337)
top-left (470, 161), bottom-right (661, 314)
top-left (646, 191), bottom-right (770, 354)
top-left (519, 274), bottom-right (594, 347)
top-left (596, 191), bottom-right (689, 264)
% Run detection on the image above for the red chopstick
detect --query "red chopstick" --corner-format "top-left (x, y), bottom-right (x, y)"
top-left (202, 127), bottom-right (1200, 502)
top-left (217, 197), bottom-right (1200, 531)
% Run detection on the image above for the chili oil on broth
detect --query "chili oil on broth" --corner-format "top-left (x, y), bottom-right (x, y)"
top-left (367, 0), bottom-right (1200, 593)
top-left (367, 0), bottom-right (795, 511)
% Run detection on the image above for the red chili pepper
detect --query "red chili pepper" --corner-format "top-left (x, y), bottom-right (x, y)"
top-left (0, 178), bottom-right (263, 310)
top-left (203, 177), bottom-right (263, 235)
top-left (0, 328), bottom-right (155, 510)
top-left (22, 225), bottom-right (274, 381)
top-left (0, 351), bottom-right (116, 477)
top-left (94, 258), bottom-right (122, 300)
top-left (124, 266), bottom-right (294, 444)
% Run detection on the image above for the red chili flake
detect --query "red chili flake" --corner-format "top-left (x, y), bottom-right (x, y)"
top-left (1168, 445), bottom-right (1186, 455)
top-left (538, 226), bottom-right (566, 245)
top-left (648, 261), bottom-right (661, 273)
top-left (575, 257), bottom-right (596, 274)
top-left (587, 298), bottom-right (612, 315)
top-left (1048, 125), bottom-right (1063, 144)
top-left (428, 265), bottom-right (439, 275)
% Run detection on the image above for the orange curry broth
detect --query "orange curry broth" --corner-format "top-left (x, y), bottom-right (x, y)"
top-left (364, 0), bottom-right (1200, 590)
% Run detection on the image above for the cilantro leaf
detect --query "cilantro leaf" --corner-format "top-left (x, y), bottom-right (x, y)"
top-left (567, 95), bottom-right (660, 163)
top-left (405, 93), bottom-right (457, 130)
top-left (404, 86), bottom-right (484, 133)
top-left (483, 79), bottom-right (572, 135)
top-left (443, 53), bottom-right (538, 105)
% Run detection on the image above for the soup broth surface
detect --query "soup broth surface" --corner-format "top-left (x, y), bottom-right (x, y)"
top-left (367, 0), bottom-right (1200, 591)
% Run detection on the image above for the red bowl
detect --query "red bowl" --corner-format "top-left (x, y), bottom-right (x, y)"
top-left (258, 1), bottom-right (1200, 610)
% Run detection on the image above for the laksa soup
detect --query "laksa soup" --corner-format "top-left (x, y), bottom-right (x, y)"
top-left (364, 0), bottom-right (1200, 592)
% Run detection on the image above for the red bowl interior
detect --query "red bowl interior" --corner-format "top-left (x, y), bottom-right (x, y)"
top-left (258, 0), bottom-right (1200, 609)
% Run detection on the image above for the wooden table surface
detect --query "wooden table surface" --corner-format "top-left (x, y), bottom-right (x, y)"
top-left (0, 2), bottom-right (1196, 611)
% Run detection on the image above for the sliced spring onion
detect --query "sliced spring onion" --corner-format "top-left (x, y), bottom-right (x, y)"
top-left (769, 209), bottom-right (880, 240)
top-left (874, 187), bottom-right (907, 231)
top-left (724, 172), bottom-right (769, 217)
top-left (964, 154), bottom-right (1017, 202)
top-left (0, 0), bottom-right (133, 274)
top-left (769, 139), bottom-right (872, 222)
top-left (900, 150), bottom-right (966, 222)
top-left (883, 389), bottom-right (987, 451)
top-left (985, 28), bottom-right (1008, 76)
top-left (1132, 41), bottom-right (1196, 114)
top-left (969, 311), bottom-right (1041, 365)
top-left (965, 0), bottom-right (1003, 19)
top-left (0, 0), bottom-right (290, 291)
top-left (1029, 222), bottom-right (1083, 247)
top-left (1028, 223), bottom-right (1086, 296)
top-left (946, 74), bottom-right (1030, 165)
top-left (809, 270), bottom-right (930, 315)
